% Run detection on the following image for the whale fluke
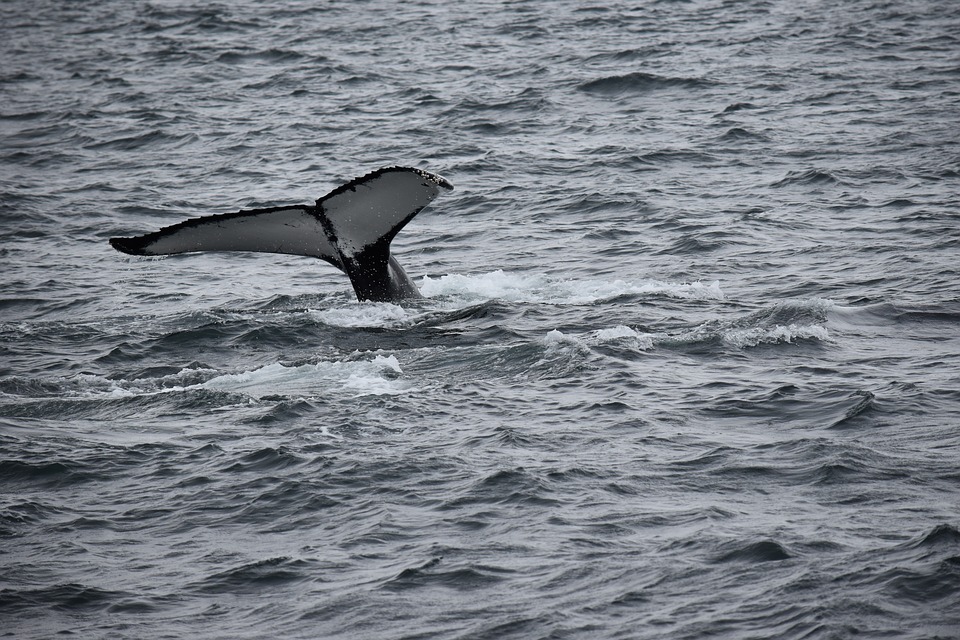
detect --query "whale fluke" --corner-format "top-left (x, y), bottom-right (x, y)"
top-left (109, 166), bottom-right (453, 302)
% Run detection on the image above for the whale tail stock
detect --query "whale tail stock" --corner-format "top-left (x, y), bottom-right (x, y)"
top-left (109, 166), bottom-right (453, 302)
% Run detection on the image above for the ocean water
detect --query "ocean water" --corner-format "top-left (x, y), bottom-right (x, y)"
top-left (2, 0), bottom-right (960, 638)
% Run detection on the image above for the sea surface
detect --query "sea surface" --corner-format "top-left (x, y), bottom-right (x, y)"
top-left (2, 1), bottom-right (959, 638)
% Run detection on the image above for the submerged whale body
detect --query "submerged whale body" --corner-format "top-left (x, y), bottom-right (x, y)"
top-left (110, 167), bottom-right (453, 303)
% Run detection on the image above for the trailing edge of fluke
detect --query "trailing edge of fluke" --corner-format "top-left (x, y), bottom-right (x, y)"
top-left (109, 166), bottom-right (454, 303)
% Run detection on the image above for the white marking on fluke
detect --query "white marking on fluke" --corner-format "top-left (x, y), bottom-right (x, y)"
top-left (109, 166), bottom-right (453, 302)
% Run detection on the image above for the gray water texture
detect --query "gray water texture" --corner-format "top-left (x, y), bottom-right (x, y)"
top-left (2, 1), bottom-right (960, 638)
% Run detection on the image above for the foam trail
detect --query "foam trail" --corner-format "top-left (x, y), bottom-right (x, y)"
top-left (311, 303), bottom-right (413, 328)
top-left (203, 354), bottom-right (407, 398)
top-left (419, 270), bottom-right (723, 303)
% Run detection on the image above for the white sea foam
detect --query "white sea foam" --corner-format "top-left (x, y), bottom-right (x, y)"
top-left (52, 357), bottom-right (407, 403)
top-left (419, 270), bottom-right (724, 304)
top-left (595, 325), bottom-right (641, 341)
top-left (543, 328), bottom-right (575, 346)
top-left (419, 270), bottom-right (546, 301)
top-left (543, 325), bottom-right (656, 351)
top-left (723, 324), bottom-right (830, 348)
top-left (561, 278), bottom-right (725, 304)
top-left (67, 372), bottom-right (179, 399)
top-left (594, 325), bottom-right (656, 350)
top-left (311, 303), bottom-right (413, 328)
top-left (202, 354), bottom-right (407, 398)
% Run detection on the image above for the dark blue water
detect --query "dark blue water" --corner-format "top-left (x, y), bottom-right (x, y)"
top-left (2, 1), bottom-right (960, 638)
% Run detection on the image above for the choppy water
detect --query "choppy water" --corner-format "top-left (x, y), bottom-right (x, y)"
top-left (2, 1), bottom-right (960, 638)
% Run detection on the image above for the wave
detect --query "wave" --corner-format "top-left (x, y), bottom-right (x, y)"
top-left (716, 126), bottom-right (770, 142)
top-left (0, 459), bottom-right (95, 490)
top-left (668, 299), bottom-right (834, 350)
top-left (0, 583), bottom-right (132, 614)
top-left (770, 168), bottom-right (853, 188)
top-left (828, 301), bottom-right (960, 329)
top-left (215, 48), bottom-right (310, 65)
top-left (712, 539), bottom-right (793, 564)
top-left (537, 303), bottom-right (828, 360)
top-left (83, 130), bottom-right (199, 152)
top-left (0, 352), bottom-right (410, 417)
top-left (192, 557), bottom-right (310, 595)
top-left (911, 523), bottom-right (960, 549)
top-left (578, 71), bottom-right (716, 96)
top-left (827, 389), bottom-right (876, 429)
top-left (381, 557), bottom-right (512, 592)
top-left (720, 323), bottom-right (830, 348)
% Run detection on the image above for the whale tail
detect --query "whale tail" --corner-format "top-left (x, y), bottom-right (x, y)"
top-left (109, 167), bottom-right (453, 302)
